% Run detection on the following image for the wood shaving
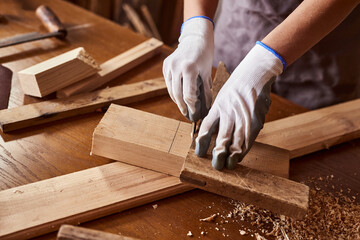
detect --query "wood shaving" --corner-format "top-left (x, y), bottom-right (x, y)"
top-left (199, 213), bottom-right (217, 222)
top-left (227, 176), bottom-right (360, 239)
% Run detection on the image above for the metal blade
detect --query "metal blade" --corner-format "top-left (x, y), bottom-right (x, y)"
top-left (0, 65), bottom-right (12, 110)
top-left (0, 31), bottom-right (62, 48)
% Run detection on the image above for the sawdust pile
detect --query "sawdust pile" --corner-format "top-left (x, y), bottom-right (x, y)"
top-left (228, 177), bottom-right (360, 240)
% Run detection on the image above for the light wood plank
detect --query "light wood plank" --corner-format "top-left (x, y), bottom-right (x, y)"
top-left (0, 78), bottom-right (167, 132)
top-left (123, 3), bottom-right (153, 38)
top-left (0, 162), bottom-right (191, 240)
top-left (180, 150), bottom-right (309, 219)
top-left (92, 104), bottom-right (289, 178)
top-left (258, 98), bottom-right (360, 158)
top-left (56, 38), bottom-right (163, 98)
top-left (18, 47), bottom-right (100, 97)
top-left (57, 225), bottom-right (139, 240)
top-left (140, 5), bottom-right (162, 40)
top-left (91, 104), bottom-right (192, 177)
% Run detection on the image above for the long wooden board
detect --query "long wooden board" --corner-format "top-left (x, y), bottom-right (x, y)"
top-left (0, 162), bottom-right (192, 240)
top-left (0, 78), bottom-right (166, 132)
top-left (57, 225), bottom-right (139, 240)
top-left (56, 38), bottom-right (163, 98)
top-left (180, 148), bottom-right (309, 219)
top-left (18, 47), bottom-right (100, 97)
top-left (91, 104), bottom-right (290, 178)
top-left (257, 98), bottom-right (360, 158)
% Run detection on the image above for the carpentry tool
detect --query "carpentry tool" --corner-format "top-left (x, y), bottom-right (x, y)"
top-left (0, 65), bottom-right (12, 110)
top-left (0, 5), bottom-right (66, 48)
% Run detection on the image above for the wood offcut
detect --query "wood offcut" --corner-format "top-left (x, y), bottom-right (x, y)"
top-left (257, 98), bottom-right (360, 158)
top-left (56, 38), bottom-right (163, 98)
top-left (57, 225), bottom-right (139, 240)
top-left (0, 78), bottom-right (167, 132)
top-left (18, 47), bottom-right (100, 97)
top-left (180, 149), bottom-right (309, 219)
top-left (91, 104), bottom-right (192, 177)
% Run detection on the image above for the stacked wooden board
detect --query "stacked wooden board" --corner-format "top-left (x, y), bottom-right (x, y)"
top-left (1, 58), bottom-right (360, 239)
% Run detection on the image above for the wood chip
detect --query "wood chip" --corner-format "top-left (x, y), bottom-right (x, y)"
top-left (199, 214), bottom-right (217, 222)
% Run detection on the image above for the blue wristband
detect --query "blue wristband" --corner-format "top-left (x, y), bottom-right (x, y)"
top-left (256, 41), bottom-right (287, 71)
top-left (181, 16), bottom-right (215, 34)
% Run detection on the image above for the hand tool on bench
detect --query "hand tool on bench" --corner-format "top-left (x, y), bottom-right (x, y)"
top-left (0, 5), bottom-right (66, 48)
top-left (0, 65), bottom-right (12, 110)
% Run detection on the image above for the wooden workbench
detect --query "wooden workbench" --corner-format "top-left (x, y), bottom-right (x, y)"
top-left (1, 1), bottom-right (359, 239)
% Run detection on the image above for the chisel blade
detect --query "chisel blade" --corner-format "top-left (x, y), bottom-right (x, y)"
top-left (0, 65), bottom-right (12, 110)
top-left (0, 31), bottom-right (62, 48)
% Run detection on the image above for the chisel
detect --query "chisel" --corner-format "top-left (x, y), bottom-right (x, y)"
top-left (0, 5), bottom-right (67, 48)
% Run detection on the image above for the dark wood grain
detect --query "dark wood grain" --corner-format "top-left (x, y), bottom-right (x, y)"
top-left (1, 1), bottom-right (359, 240)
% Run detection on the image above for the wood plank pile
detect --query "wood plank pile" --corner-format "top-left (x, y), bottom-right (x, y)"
top-left (1, 41), bottom-right (360, 240)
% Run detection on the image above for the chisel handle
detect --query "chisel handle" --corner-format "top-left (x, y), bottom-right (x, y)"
top-left (35, 5), bottom-right (67, 38)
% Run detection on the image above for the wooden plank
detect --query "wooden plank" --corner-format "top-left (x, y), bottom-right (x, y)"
top-left (18, 47), bottom-right (100, 97)
top-left (56, 38), bottom-right (163, 98)
top-left (140, 5), bottom-right (162, 40)
top-left (91, 104), bottom-right (289, 178)
top-left (57, 225), bottom-right (139, 240)
top-left (180, 149), bottom-right (309, 219)
top-left (0, 78), bottom-right (167, 132)
top-left (0, 162), bottom-right (192, 240)
top-left (91, 104), bottom-right (192, 177)
top-left (257, 98), bottom-right (360, 158)
top-left (122, 3), bottom-right (153, 38)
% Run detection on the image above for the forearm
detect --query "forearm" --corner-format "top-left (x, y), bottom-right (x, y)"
top-left (184, 0), bottom-right (218, 21)
top-left (262, 0), bottom-right (359, 66)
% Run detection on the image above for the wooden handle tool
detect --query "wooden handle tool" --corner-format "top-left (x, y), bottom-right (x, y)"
top-left (0, 5), bottom-right (66, 48)
top-left (36, 5), bottom-right (67, 38)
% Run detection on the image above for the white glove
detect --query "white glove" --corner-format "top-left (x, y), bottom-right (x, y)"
top-left (195, 42), bottom-right (286, 170)
top-left (163, 17), bottom-right (214, 122)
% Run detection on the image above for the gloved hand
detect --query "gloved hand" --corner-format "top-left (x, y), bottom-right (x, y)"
top-left (195, 42), bottom-right (286, 170)
top-left (163, 16), bottom-right (214, 122)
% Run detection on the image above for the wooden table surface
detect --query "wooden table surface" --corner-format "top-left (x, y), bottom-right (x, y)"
top-left (1, 1), bottom-right (359, 239)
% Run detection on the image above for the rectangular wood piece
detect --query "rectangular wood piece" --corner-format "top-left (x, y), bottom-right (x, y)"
top-left (18, 47), bottom-right (100, 97)
top-left (257, 98), bottom-right (360, 158)
top-left (0, 162), bottom-right (191, 240)
top-left (181, 145), bottom-right (309, 219)
top-left (57, 225), bottom-right (139, 240)
top-left (91, 104), bottom-right (192, 177)
top-left (0, 78), bottom-right (167, 132)
top-left (56, 38), bottom-right (163, 98)
top-left (92, 104), bottom-right (289, 178)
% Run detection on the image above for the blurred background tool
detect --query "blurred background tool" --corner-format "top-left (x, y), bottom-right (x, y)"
top-left (0, 5), bottom-right (66, 48)
top-left (0, 65), bottom-right (12, 110)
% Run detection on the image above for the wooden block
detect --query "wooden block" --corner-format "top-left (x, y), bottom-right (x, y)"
top-left (180, 146), bottom-right (309, 219)
top-left (258, 98), bottom-right (360, 158)
top-left (91, 104), bottom-right (192, 177)
top-left (92, 104), bottom-right (289, 178)
top-left (18, 47), bottom-right (100, 97)
top-left (57, 225), bottom-right (139, 240)
top-left (0, 78), bottom-right (167, 132)
top-left (0, 162), bottom-right (192, 240)
top-left (56, 38), bottom-right (163, 98)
